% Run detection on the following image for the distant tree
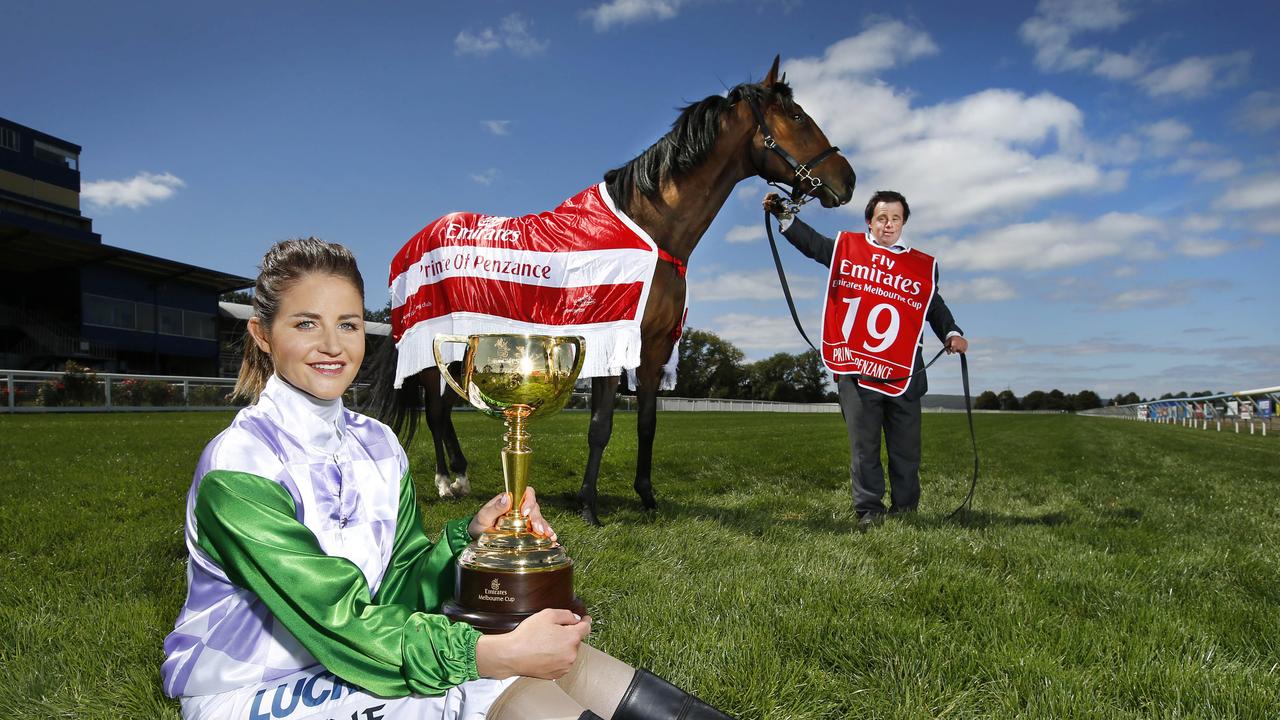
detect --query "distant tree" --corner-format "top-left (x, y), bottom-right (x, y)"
top-left (1022, 390), bottom-right (1047, 410)
top-left (1045, 389), bottom-right (1069, 411)
top-left (792, 350), bottom-right (829, 402)
top-left (974, 390), bottom-right (1000, 410)
top-left (1073, 389), bottom-right (1102, 411)
top-left (365, 301), bottom-right (392, 324)
top-left (220, 290), bottom-right (253, 305)
top-left (673, 328), bottom-right (746, 398)
top-left (1120, 392), bottom-right (1140, 405)
top-left (997, 389), bottom-right (1022, 411)
top-left (745, 353), bottom-right (804, 402)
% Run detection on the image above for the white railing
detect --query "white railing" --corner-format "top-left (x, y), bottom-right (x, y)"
top-left (1079, 385), bottom-right (1278, 436)
top-left (654, 396), bottom-right (839, 412)
top-left (2, 369), bottom-right (366, 413)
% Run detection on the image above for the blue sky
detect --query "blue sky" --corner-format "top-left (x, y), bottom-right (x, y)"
top-left (5, 0), bottom-right (1277, 398)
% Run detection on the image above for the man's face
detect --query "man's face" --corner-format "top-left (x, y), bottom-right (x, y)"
top-left (868, 201), bottom-right (906, 247)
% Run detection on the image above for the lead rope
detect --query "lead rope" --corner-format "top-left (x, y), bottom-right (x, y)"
top-left (765, 208), bottom-right (978, 520)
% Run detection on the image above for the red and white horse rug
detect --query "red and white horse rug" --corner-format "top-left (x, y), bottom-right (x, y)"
top-left (389, 183), bottom-right (664, 389)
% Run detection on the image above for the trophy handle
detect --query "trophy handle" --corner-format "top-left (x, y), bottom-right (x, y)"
top-left (433, 334), bottom-right (472, 399)
top-left (564, 336), bottom-right (586, 384)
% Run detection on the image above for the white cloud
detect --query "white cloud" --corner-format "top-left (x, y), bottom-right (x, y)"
top-left (1183, 215), bottom-right (1224, 233)
top-left (724, 225), bottom-right (765, 244)
top-left (1101, 280), bottom-right (1227, 309)
top-left (1019, 0), bottom-right (1250, 99)
top-left (708, 313), bottom-right (809, 352)
top-left (1174, 239), bottom-right (1230, 258)
top-left (585, 0), bottom-right (682, 31)
top-left (784, 30), bottom-right (1113, 235)
top-left (469, 169), bottom-right (500, 186)
top-left (1235, 90), bottom-right (1280, 134)
top-left (1215, 175), bottom-right (1280, 211)
top-left (1167, 157), bottom-right (1244, 183)
top-left (1138, 52), bottom-right (1251, 99)
top-left (82, 172), bottom-right (184, 210)
top-left (482, 120), bottom-right (511, 136)
top-left (1141, 119), bottom-right (1192, 150)
top-left (692, 270), bottom-right (815, 302)
top-left (1251, 216), bottom-right (1280, 235)
top-left (785, 19), bottom-right (938, 80)
top-left (943, 277), bottom-right (1017, 302)
top-left (929, 213), bottom-right (1165, 272)
top-left (455, 14), bottom-right (547, 56)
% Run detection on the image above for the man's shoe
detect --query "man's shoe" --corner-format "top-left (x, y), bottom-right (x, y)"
top-left (857, 513), bottom-right (885, 532)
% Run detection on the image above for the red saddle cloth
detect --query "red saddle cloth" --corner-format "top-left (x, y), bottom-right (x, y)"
top-left (389, 183), bottom-right (661, 388)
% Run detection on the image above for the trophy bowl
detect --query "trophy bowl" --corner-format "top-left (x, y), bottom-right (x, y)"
top-left (433, 333), bottom-right (587, 633)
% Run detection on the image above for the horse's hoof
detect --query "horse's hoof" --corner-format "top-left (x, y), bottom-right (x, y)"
top-left (634, 482), bottom-right (657, 511)
top-left (434, 474), bottom-right (455, 499)
top-left (449, 475), bottom-right (471, 497)
top-left (580, 505), bottom-right (603, 527)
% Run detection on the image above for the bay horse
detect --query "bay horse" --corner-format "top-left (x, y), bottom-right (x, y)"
top-left (373, 56), bottom-right (855, 525)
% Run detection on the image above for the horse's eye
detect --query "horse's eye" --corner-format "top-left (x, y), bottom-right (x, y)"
top-left (791, 113), bottom-right (804, 122)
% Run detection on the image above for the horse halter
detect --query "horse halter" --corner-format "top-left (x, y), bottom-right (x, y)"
top-left (746, 96), bottom-right (843, 210)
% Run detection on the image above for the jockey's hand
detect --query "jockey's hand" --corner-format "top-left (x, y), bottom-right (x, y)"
top-left (945, 335), bottom-right (969, 354)
top-left (476, 609), bottom-right (591, 680)
top-left (762, 192), bottom-right (788, 218)
top-left (469, 487), bottom-right (557, 542)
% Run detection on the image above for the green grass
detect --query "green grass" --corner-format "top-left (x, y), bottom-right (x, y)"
top-left (1, 411), bottom-right (1277, 719)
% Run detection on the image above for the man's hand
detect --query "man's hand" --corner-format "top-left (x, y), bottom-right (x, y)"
top-left (945, 335), bottom-right (969, 354)
top-left (475, 609), bottom-right (592, 680)
top-left (469, 487), bottom-right (557, 542)
top-left (762, 192), bottom-right (790, 219)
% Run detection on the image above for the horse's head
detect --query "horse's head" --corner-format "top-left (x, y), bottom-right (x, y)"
top-left (745, 55), bottom-right (855, 208)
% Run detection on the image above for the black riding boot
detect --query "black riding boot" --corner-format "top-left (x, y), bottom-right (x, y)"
top-left (578, 712), bottom-right (604, 720)
top-left (612, 669), bottom-right (735, 720)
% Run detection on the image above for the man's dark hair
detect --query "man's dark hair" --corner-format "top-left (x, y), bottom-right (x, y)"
top-left (864, 190), bottom-right (910, 224)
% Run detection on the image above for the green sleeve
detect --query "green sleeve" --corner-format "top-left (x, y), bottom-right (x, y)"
top-left (375, 469), bottom-right (475, 614)
top-left (193, 470), bottom-right (482, 698)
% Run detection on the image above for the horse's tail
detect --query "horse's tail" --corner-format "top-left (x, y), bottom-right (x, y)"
top-left (366, 336), bottom-right (425, 443)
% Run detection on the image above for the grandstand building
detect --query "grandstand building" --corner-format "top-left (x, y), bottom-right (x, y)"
top-left (0, 116), bottom-right (252, 376)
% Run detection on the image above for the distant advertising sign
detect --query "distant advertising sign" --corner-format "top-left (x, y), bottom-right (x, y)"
top-left (1258, 399), bottom-right (1273, 418)
top-left (1193, 404), bottom-right (1204, 420)
top-left (1240, 400), bottom-right (1254, 420)
top-left (1138, 404), bottom-right (1149, 420)
top-left (1227, 400), bottom-right (1239, 417)
top-left (1204, 403), bottom-right (1216, 419)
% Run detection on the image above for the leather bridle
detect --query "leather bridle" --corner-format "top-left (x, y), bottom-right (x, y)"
top-left (747, 95), bottom-right (844, 208)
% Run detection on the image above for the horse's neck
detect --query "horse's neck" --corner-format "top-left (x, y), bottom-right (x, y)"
top-left (628, 123), bottom-right (756, 262)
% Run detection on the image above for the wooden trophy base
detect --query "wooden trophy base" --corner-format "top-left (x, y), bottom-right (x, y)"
top-left (442, 562), bottom-right (587, 634)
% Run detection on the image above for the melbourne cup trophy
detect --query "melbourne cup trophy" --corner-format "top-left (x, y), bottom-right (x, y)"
top-left (433, 333), bottom-right (588, 633)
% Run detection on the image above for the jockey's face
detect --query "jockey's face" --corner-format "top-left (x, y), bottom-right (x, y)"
top-left (248, 273), bottom-right (366, 401)
top-left (868, 201), bottom-right (906, 247)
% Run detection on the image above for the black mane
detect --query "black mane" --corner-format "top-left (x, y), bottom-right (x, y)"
top-left (604, 80), bottom-right (794, 214)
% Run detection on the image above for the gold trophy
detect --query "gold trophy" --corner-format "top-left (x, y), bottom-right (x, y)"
top-left (433, 333), bottom-right (588, 633)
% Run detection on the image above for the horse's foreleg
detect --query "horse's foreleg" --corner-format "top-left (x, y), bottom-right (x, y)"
top-left (579, 375), bottom-right (620, 526)
top-left (423, 368), bottom-right (461, 498)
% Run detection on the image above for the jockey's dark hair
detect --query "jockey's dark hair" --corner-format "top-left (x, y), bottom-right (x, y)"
top-left (233, 238), bottom-right (365, 402)
top-left (864, 190), bottom-right (910, 224)
top-left (604, 79), bottom-right (796, 213)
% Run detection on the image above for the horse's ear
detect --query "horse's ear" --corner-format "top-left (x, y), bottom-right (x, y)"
top-left (764, 55), bottom-right (781, 87)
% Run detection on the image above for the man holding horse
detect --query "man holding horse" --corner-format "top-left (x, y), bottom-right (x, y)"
top-left (763, 190), bottom-right (967, 531)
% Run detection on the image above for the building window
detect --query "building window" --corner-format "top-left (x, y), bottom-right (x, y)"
top-left (158, 307), bottom-right (183, 336)
top-left (33, 140), bottom-right (79, 171)
top-left (0, 127), bottom-right (17, 152)
top-left (83, 293), bottom-right (216, 340)
top-left (83, 294), bottom-right (138, 330)
top-left (184, 310), bottom-right (217, 340)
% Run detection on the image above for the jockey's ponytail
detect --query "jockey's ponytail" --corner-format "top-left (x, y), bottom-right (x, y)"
top-left (232, 238), bottom-right (365, 402)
